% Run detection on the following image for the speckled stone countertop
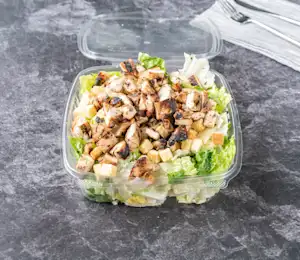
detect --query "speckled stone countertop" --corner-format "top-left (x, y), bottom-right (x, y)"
top-left (1, 0), bottom-right (300, 259)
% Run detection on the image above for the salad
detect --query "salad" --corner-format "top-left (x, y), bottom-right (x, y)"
top-left (69, 53), bottom-right (236, 206)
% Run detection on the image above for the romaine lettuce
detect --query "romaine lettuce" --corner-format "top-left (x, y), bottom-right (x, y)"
top-left (195, 136), bottom-right (236, 175)
top-left (69, 137), bottom-right (86, 159)
top-left (79, 74), bottom-right (98, 94)
top-left (138, 52), bottom-right (166, 71)
top-left (208, 85), bottom-right (232, 113)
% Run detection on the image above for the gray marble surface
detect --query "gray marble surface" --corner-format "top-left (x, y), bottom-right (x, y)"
top-left (1, 0), bottom-right (300, 259)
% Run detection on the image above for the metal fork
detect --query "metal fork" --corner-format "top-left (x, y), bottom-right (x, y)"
top-left (218, 0), bottom-right (300, 48)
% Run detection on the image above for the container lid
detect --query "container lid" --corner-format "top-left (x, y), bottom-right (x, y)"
top-left (78, 12), bottom-right (222, 65)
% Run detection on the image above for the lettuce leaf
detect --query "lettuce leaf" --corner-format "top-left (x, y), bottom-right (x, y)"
top-left (69, 137), bottom-right (86, 159)
top-left (195, 137), bottom-right (236, 175)
top-left (79, 74), bottom-right (98, 94)
top-left (160, 156), bottom-right (197, 184)
top-left (208, 86), bottom-right (232, 113)
top-left (138, 52), bottom-right (166, 71)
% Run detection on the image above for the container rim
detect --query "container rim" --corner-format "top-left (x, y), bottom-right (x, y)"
top-left (62, 66), bottom-right (242, 188)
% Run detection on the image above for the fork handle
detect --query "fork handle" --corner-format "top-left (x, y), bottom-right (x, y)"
top-left (250, 19), bottom-right (300, 48)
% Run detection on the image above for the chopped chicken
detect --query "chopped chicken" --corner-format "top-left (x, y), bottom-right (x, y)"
top-left (191, 112), bottom-right (205, 121)
top-left (123, 77), bottom-right (138, 93)
top-left (145, 128), bottom-right (160, 140)
top-left (160, 99), bottom-right (177, 119)
top-left (175, 119), bottom-right (193, 126)
top-left (96, 132), bottom-right (118, 153)
top-left (102, 153), bottom-right (119, 165)
top-left (158, 84), bottom-right (172, 101)
top-left (130, 156), bottom-right (158, 179)
top-left (152, 139), bottom-right (167, 150)
top-left (121, 104), bottom-right (137, 120)
top-left (113, 121), bottom-right (131, 137)
top-left (76, 155), bottom-right (95, 172)
top-left (139, 94), bottom-right (147, 111)
top-left (110, 141), bottom-right (130, 159)
top-left (204, 111), bottom-right (218, 128)
top-left (106, 76), bottom-right (124, 92)
top-left (175, 92), bottom-right (187, 103)
top-left (141, 80), bottom-right (156, 95)
top-left (168, 126), bottom-right (188, 146)
top-left (110, 97), bottom-right (122, 107)
top-left (125, 123), bottom-right (140, 151)
top-left (95, 71), bottom-right (109, 86)
top-left (145, 95), bottom-right (154, 117)
top-left (127, 93), bottom-right (140, 106)
top-left (120, 59), bottom-right (137, 76)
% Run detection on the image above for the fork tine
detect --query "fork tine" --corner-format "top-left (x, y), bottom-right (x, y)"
top-left (221, 0), bottom-right (237, 14)
top-left (218, 0), bottom-right (233, 16)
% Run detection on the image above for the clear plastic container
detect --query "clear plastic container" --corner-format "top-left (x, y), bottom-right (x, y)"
top-left (62, 13), bottom-right (243, 206)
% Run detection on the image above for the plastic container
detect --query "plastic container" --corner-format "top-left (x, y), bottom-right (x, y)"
top-left (62, 12), bottom-right (243, 206)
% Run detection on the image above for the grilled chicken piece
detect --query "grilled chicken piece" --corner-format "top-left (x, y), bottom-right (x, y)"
top-left (95, 71), bottom-right (109, 86)
top-left (159, 84), bottom-right (172, 101)
top-left (110, 97), bottom-right (122, 107)
top-left (76, 155), bottom-right (95, 173)
top-left (175, 91), bottom-right (187, 103)
top-left (145, 128), bottom-right (160, 140)
top-left (120, 59), bottom-right (137, 76)
top-left (160, 99), bottom-right (177, 119)
top-left (123, 77), bottom-right (138, 93)
top-left (71, 117), bottom-right (88, 138)
top-left (113, 121), bottom-right (131, 137)
top-left (96, 132), bottom-right (118, 153)
top-left (186, 91), bottom-right (200, 111)
top-left (97, 92), bottom-right (109, 103)
top-left (125, 123), bottom-right (140, 151)
top-left (154, 102), bottom-right (161, 120)
top-left (188, 75), bottom-right (202, 87)
top-left (106, 90), bottom-right (132, 106)
top-left (129, 156), bottom-right (158, 180)
top-left (174, 111), bottom-right (183, 120)
top-left (141, 80), bottom-right (156, 95)
top-left (121, 104), bottom-right (137, 120)
top-left (148, 67), bottom-right (165, 80)
top-left (199, 91), bottom-right (208, 111)
top-left (152, 139), bottom-right (167, 150)
top-left (191, 112), bottom-right (206, 121)
top-left (106, 76), bottom-right (124, 92)
top-left (162, 118), bottom-right (174, 131)
top-left (168, 126), bottom-right (188, 146)
top-left (203, 111), bottom-right (218, 128)
top-left (136, 116), bottom-right (148, 126)
top-left (203, 99), bottom-right (217, 112)
top-left (149, 79), bottom-right (161, 92)
top-left (127, 93), bottom-right (140, 107)
top-left (139, 94), bottom-right (147, 111)
top-left (91, 124), bottom-right (105, 142)
top-left (175, 119), bottom-right (193, 126)
top-left (136, 65), bottom-right (146, 73)
top-left (84, 143), bottom-right (94, 155)
top-left (104, 107), bottom-right (123, 127)
top-left (110, 141), bottom-right (130, 159)
top-left (146, 95), bottom-right (154, 117)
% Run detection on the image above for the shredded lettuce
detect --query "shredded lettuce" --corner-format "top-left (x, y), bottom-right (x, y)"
top-left (195, 137), bottom-right (236, 175)
top-left (79, 74), bottom-right (98, 94)
top-left (69, 137), bottom-right (86, 159)
top-left (160, 156), bottom-right (197, 184)
top-left (128, 150), bottom-right (141, 162)
top-left (208, 85), bottom-right (232, 113)
top-left (138, 52), bottom-right (166, 71)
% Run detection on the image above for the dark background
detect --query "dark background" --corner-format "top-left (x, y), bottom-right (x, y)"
top-left (0, 0), bottom-right (300, 259)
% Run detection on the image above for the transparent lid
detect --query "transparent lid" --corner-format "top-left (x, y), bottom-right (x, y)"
top-left (78, 12), bottom-right (223, 65)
